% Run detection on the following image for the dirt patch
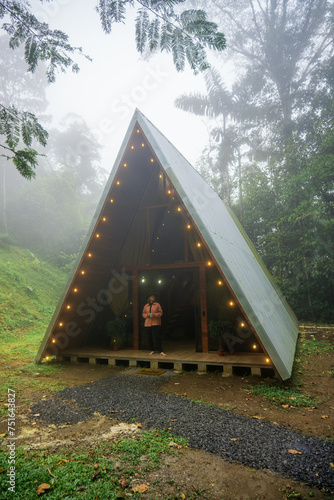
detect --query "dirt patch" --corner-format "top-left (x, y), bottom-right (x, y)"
top-left (17, 413), bottom-right (140, 450)
top-left (159, 336), bottom-right (334, 439)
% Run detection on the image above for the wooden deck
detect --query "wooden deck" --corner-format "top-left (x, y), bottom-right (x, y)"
top-left (58, 341), bottom-right (274, 377)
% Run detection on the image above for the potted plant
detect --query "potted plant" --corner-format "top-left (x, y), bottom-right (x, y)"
top-left (208, 320), bottom-right (233, 356)
top-left (106, 319), bottom-right (127, 350)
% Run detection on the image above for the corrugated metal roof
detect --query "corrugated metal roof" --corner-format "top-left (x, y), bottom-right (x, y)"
top-left (36, 109), bottom-right (298, 379)
top-left (136, 109), bottom-right (299, 380)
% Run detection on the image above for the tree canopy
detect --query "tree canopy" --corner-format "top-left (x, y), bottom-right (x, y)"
top-left (0, 0), bottom-right (227, 179)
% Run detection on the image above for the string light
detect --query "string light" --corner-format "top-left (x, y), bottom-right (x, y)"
top-left (159, 174), bottom-right (163, 178)
top-left (59, 322), bottom-right (63, 327)
top-left (116, 181), bottom-right (120, 185)
top-left (266, 358), bottom-right (270, 363)
top-left (253, 344), bottom-right (257, 349)
top-left (167, 190), bottom-right (171, 194)
top-left (123, 163), bottom-right (127, 167)
top-left (81, 270), bottom-right (85, 275)
top-left (229, 301), bottom-right (235, 307)
top-left (142, 142), bottom-right (145, 147)
top-left (137, 129), bottom-right (140, 133)
top-left (187, 224), bottom-right (191, 229)
top-left (45, 356), bottom-right (49, 361)
top-left (96, 234), bottom-right (100, 238)
top-left (110, 199), bottom-right (114, 203)
top-left (102, 217), bottom-right (106, 222)
top-left (177, 207), bottom-right (181, 212)
top-left (74, 288), bottom-right (78, 292)
top-left (141, 277), bottom-right (145, 283)
top-left (88, 253), bottom-right (92, 257)
top-left (151, 158), bottom-right (154, 163)
top-left (240, 322), bottom-right (245, 327)
top-left (207, 261), bottom-right (212, 266)
top-left (158, 279), bottom-right (162, 284)
top-left (52, 339), bottom-right (56, 343)
top-left (66, 305), bottom-right (71, 309)
top-left (131, 145), bottom-right (134, 149)
top-left (197, 242), bottom-right (201, 247)
top-left (218, 280), bottom-right (223, 286)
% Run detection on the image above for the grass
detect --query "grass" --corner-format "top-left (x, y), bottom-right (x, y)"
top-left (0, 245), bottom-right (67, 410)
top-left (246, 336), bottom-right (334, 407)
top-left (0, 429), bottom-right (188, 499)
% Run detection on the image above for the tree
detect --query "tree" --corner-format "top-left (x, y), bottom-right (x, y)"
top-left (1, 0), bottom-right (227, 178)
top-left (178, 1), bottom-right (334, 321)
top-left (190, 0), bottom-right (333, 146)
top-left (175, 68), bottom-right (247, 207)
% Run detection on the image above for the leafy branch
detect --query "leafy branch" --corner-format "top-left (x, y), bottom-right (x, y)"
top-left (0, 104), bottom-right (48, 179)
top-left (96, 0), bottom-right (226, 73)
top-left (0, 0), bottom-right (90, 83)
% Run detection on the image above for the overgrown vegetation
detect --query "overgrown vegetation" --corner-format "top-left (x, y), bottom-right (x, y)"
top-left (0, 245), bottom-right (67, 409)
top-left (0, 430), bottom-right (188, 499)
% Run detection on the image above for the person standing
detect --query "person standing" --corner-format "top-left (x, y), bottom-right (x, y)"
top-left (142, 294), bottom-right (165, 356)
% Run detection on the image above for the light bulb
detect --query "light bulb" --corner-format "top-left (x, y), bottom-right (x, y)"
top-left (253, 344), bottom-right (257, 349)
top-left (229, 301), bottom-right (234, 306)
top-left (59, 322), bottom-right (63, 327)
top-left (266, 358), bottom-right (270, 363)
top-left (177, 207), bottom-right (181, 212)
top-left (142, 143), bottom-right (145, 147)
top-left (116, 181), bottom-right (120, 185)
top-left (131, 145), bottom-right (134, 149)
top-left (110, 199), bottom-right (114, 203)
top-left (123, 163), bottom-right (127, 167)
top-left (240, 322), bottom-right (245, 327)
top-left (66, 305), bottom-right (71, 309)
top-left (187, 224), bottom-right (191, 229)
top-left (207, 261), bottom-right (212, 266)
top-left (218, 280), bottom-right (223, 286)
top-left (96, 234), bottom-right (100, 238)
top-left (74, 288), bottom-right (78, 292)
top-left (81, 270), bottom-right (85, 275)
top-left (137, 129), bottom-right (140, 133)
top-left (52, 339), bottom-right (56, 343)
top-left (102, 217), bottom-right (106, 222)
top-left (88, 253), bottom-right (92, 257)
top-left (151, 158), bottom-right (154, 163)
top-left (197, 242), bottom-right (201, 247)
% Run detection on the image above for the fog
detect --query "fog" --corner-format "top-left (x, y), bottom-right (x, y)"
top-left (1, 0), bottom-right (333, 321)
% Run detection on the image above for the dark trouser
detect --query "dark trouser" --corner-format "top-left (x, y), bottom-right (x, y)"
top-left (146, 325), bottom-right (162, 352)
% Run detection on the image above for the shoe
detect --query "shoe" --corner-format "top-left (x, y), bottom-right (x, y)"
top-left (149, 351), bottom-right (154, 355)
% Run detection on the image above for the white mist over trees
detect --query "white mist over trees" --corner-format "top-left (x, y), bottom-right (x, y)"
top-left (176, 0), bottom-right (334, 321)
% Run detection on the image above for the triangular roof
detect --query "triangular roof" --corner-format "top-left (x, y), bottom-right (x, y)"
top-left (36, 109), bottom-right (298, 380)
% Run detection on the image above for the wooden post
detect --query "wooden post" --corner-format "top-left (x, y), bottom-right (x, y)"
top-left (199, 264), bottom-right (208, 353)
top-left (133, 270), bottom-right (139, 350)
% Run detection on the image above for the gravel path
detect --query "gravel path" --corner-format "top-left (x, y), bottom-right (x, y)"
top-left (31, 371), bottom-right (334, 490)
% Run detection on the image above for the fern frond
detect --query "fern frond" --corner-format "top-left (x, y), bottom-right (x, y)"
top-left (172, 28), bottom-right (185, 71)
top-left (160, 22), bottom-right (173, 52)
top-left (148, 18), bottom-right (160, 51)
top-left (135, 8), bottom-right (149, 53)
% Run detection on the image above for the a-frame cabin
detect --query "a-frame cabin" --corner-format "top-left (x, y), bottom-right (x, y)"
top-left (36, 109), bottom-right (299, 380)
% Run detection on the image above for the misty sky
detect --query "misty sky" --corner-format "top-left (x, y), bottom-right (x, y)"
top-left (30, 0), bottom-right (228, 173)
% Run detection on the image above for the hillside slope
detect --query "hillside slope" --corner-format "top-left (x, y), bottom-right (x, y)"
top-left (0, 244), bottom-right (67, 362)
